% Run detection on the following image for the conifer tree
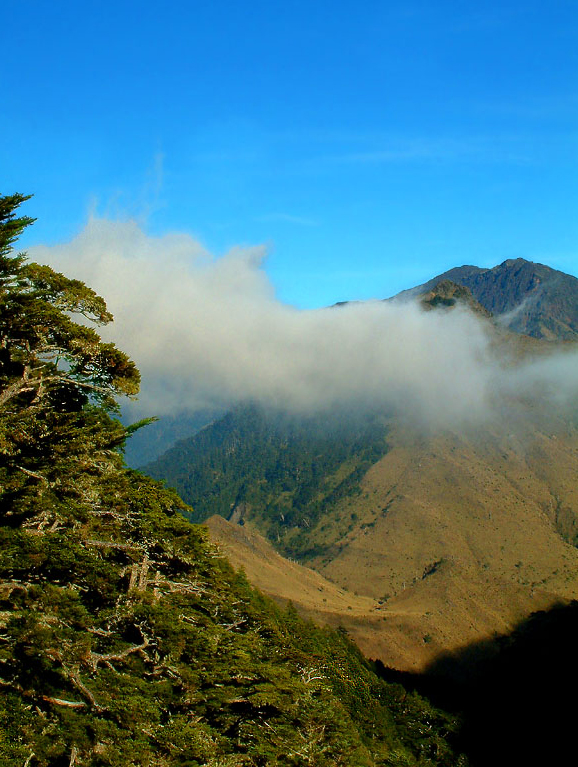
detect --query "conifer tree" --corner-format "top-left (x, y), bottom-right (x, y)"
top-left (0, 193), bottom-right (139, 521)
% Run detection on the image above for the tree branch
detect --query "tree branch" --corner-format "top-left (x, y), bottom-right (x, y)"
top-left (41, 695), bottom-right (86, 709)
top-left (16, 465), bottom-right (50, 484)
top-left (89, 636), bottom-right (151, 672)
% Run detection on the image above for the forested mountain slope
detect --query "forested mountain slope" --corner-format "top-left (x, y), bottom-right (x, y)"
top-left (0, 194), bottom-right (466, 765)
top-left (145, 406), bottom-right (389, 558)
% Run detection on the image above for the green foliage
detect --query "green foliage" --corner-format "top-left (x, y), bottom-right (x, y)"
top-left (0, 194), bottom-right (466, 765)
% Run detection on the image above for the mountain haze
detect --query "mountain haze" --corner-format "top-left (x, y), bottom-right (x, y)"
top-left (145, 265), bottom-right (578, 671)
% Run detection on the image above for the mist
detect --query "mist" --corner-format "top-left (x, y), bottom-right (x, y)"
top-left (29, 218), bottom-right (578, 430)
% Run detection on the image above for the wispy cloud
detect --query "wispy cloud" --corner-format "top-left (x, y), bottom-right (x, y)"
top-left (139, 151), bottom-right (166, 222)
top-left (309, 134), bottom-right (537, 167)
top-left (273, 125), bottom-right (574, 171)
top-left (84, 153), bottom-right (168, 225)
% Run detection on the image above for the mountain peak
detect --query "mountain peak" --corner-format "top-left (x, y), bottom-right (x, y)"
top-left (396, 258), bottom-right (578, 340)
top-left (500, 257), bottom-right (528, 267)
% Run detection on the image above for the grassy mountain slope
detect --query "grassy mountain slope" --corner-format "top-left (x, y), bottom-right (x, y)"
top-left (202, 410), bottom-right (578, 671)
top-left (303, 421), bottom-right (578, 668)
top-left (204, 514), bottom-right (380, 619)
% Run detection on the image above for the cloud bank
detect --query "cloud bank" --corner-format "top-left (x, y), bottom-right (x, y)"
top-left (29, 218), bottom-right (578, 429)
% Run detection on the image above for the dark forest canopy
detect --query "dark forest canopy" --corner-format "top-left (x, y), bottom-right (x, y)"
top-left (0, 194), bottom-right (466, 765)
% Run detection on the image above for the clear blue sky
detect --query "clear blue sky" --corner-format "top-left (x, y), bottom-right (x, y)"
top-left (3, 0), bottom-right (577, 307)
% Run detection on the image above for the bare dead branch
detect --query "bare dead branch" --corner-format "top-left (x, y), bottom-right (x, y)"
top-left (152, 578), bottom-right (206, 596)
top-left (138, 555), bottom-right (150, 589)
top-left (89, 636), bottom-right (151, 672)
top-left (69, 670), bottom-right (102, 711)
top-left (84, 539), bottom-right (141, 552)
top-left (87, 627), bottom-right (114, 637)
top-left (41, 695), bottom-right (86, 709)
top-left (16, 465), bottom-right (50, 484)
top-left (221, 619), bottom-right (248, 632)
top-left (0, 376), bottom-right (35, 409)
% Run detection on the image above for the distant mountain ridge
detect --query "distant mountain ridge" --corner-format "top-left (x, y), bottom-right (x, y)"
top-left (130, 257), bottom-right (577, 468)
top-left (394, 258), bottom-right (578, 340)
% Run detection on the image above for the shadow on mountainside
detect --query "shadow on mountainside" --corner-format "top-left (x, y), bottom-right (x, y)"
top-left (373, 601), bottom-right (578, 767)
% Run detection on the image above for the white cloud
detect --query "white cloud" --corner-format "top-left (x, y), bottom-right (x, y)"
top-left (29, 218), bottom-right (578, 429)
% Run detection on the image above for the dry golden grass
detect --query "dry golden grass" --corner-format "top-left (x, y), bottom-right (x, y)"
top-left (206, 416), bottom-right (578, 671)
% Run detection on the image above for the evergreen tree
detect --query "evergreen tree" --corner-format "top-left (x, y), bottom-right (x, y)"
top-left (0, 193), bottom-right (139, 522)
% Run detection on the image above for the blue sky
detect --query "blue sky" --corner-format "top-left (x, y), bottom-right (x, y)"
top-left (3, 0), bottom-right (577, 308)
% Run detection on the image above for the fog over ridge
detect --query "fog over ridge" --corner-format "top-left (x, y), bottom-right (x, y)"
top-left (29, 218), bottom-right (578, 429)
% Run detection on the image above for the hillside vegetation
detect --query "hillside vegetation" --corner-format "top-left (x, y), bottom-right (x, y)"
top-left (0, 194), bottom-right (467, 765)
